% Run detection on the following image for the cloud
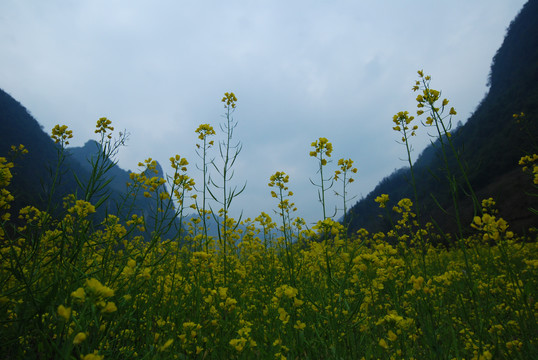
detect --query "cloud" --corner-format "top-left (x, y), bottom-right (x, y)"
top-left (0, 0), bottom-right (527, 224)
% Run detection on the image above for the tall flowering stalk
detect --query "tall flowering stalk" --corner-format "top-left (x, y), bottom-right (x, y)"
top-left (333, 158), bottom-right (358, 228)
top-left (391, 111), bottom-right (427, 263)
top-left (309, 137), bottom-right (334, 220)
top-left (168, 154), bottom-right (196, 290)
top-left (392, 111), bottom-right (420, 221)
top-left (76, 118), bottom-right (128, 210)
top-left (414, 71), bottom-right (486, 345)
top-left (194, 124), bottom-right (216, 252)
top-left (208, 92), bottom-right (246, 285)
top-left (48, 124), bottom-right (74, 215)
top-left (414, 71), bottom-right (480, 236)
top-left (269, 171), bottom-right (297, 284)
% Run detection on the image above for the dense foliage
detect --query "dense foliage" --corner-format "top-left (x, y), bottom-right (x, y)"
top-left (1, 114), bottom-right (537, 359)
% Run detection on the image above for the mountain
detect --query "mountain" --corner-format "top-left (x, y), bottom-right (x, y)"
top-left (347, 0), bottom-right (538, 236)
top-left (0, 89), bottom-right (83, 216)
top-left (0, 90), bottom-right (180, 239)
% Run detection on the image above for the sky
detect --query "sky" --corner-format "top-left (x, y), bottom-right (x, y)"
top-left (0, 0), bottom-right (527, 225)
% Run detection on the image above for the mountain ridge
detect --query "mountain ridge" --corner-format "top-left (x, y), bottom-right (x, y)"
top-left (346, 0), bottom-right (538, 236)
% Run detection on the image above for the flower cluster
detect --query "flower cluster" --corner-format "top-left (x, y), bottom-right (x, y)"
top-left (269, 171), bottom-right (291, 197)
top-left (51, 124), bottom-right (74, 145)
top-left (512, 111), bottom-right (526, 124)
top-left (392, 111), bottom-right (418, 142)
top-left (221, 91), bottom-right (237, 109)
top-left (128, 158), bottom-right (167, 199)
top-left (375, 193), bottom-right (390, 208)
top-left (269, 171), bottom-right (296, 213)
top-left (0, 157), bottom-right (15, 222)
top-left (170, 155), bottom-right (195, 205)
top-left (195, 123), bottom-right (216, 142)
top-left (334, 158), bottom-right (357, 183)
top-left (95, 117), bottom-right (114, 138)
top-left (413, 71), bottom-right (457, 127)
top-left (519, 153), bottom-right (538, 184)
top-left (309, 137), bottom-right (333, 165)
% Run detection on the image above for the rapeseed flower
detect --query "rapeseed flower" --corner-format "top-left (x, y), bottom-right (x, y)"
top-left (159, 339), bottom-right (174, 351)
top-left (73, 332), bottom-right (88, 345)
top-left (100, 301), bottom-right (117, 313)
top-left (393, 111), bottom-right (418, 140)
top-left (95, 117), bottom-right (114, 138)
top-left (85, 278), bottom-right (114, 298)
top-left (375, 194), bottom-right (389, 208)
top-left (195, 124), bottom-right (216, 141)
top-left (80, 351), bottom-right (103, 360)
top-left (379, 338), bottom-right (389, 349)
top-left (71, 287), bottom-right (86, 302)
top-left (222, 92), bottom-right (238, 108)
top-left (309, 137), bottom-right (333, 164)
top-left (294, 320), bottom-right (306, 330)
top-left (51, 124), bottom-right (73, 145)
top-left (57, 305), bottom-right (71, 321)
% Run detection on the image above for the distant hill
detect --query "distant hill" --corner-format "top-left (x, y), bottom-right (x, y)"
top-left (0, 90), bottom-right (180, 239)
top-left (347, 0), bottom-right (538, 236)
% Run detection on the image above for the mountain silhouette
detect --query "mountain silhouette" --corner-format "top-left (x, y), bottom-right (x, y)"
top-left (346, 0), bottom-right (538, 236)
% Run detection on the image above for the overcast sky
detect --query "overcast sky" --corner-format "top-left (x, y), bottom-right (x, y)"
top-left (0, 0), bottom-right (527, 225)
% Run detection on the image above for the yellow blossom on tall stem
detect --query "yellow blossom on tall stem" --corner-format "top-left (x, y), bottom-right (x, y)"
top-left (334, 158), bottom-right (358, 226)
top-left (269, 171), bottom-right (297, 283)
top-left (309, 137), bottom-right (334, 220)
top-left (413, 69), bottom-right (480, 236)
top-left (222, 92), bottom-right (237, 109)
top-left (194, 123), bottom-right (216, 252)
top-left (392, 110), bottom-right (421, 229)
top-left (51, 124), bottom-right (73, 146)
top-left (95, 117), bottom-right (114, 139)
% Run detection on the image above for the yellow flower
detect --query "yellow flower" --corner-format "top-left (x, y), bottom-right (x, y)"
top-left (67, 200), bottom-right (96, 218)
top-left (71, 287), bottom-right (86, 302)
top-left (159, 339), bottom-right (174, 351)
top-left (195, 124), bottom-right (216, 141)
top-left (57, 305), bottom-right (71, 321)
top-left (100, 301), bottom-right (117, 313)
top-left (95, 117), bottom-right (114, 138)
top-left (294, 320), bottom-right (306, 330)
top-left (51, 124), bottom-right (73, 145)
top-left (310, 137), bottom-right (333, 160)
top-left (283, 286), bottom-right (298, 298)
top-left (278, 308), bottom-right (289, 324)
top-left (85, 278), bottom-right (115, 298)
top-left (73, 332), bottom-right (88, 345)
top-left (379, 338), bottom-right (389, 349)
top-left (375, 194), bottom-right (389, 208)
top-left (80, 351), bottom-right (103, 360)
top-left (222, 92), bottom-right (238, 108)
top-left (229, 338), bottom-right (247, 352)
